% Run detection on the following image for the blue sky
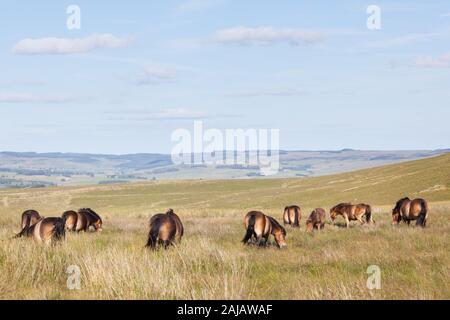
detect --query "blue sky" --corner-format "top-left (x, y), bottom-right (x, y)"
top-left (0, 0), bottom-right (449, 154)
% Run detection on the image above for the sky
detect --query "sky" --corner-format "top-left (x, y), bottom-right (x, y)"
top-left (0, 0), bottom-right (449, 154)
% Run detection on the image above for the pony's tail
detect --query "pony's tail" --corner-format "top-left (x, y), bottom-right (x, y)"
top-left (146, 223), bottom-right (159, 249)
top-left (293, 207), bottom-right (300, 227)
top-left (365, 205), bottom-right (374, 224)
top-left (416, 199), bottom-right (428, 227)
top-left (242, 215), bottom-right (256, 244)
top-left (14, 215), bottom-right (32, 238)
top-left (53, 217), bottom-right (66, 242)
top-left (13, 229), bottom-right (26, 239)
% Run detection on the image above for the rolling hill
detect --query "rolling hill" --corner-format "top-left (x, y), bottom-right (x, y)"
top-left (0, 149), bottom-right (447, 188)
top-left (0, 153), bottom-right (448, 300)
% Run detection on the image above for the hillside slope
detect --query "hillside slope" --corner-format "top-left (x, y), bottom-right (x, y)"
top-left (0, 153), bottom-right (449, 300)
top-left (0, 149), bottom-right (447, 187)
top-left (0, 152), bottom-right (448, 215)
top-left (68, 152), bottom-right (450, 212)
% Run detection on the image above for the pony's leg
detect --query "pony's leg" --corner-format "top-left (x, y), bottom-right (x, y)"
top-left (252, 231), bottom-right (257, 244)
top-left (416, 215), bottom-right (426, 228)
top-left (44, 235), bottom-right (52, 245)
top-left (357, 215), bottom-right (365, 225)
top-left (317, 224), bottom-right (321, 231)
top-left (343, 214), bottom-right (350, 228)
top-left (256, 235), bottom-right (264, 247)
top-left (146, 233), bottom-right (158, 249)
top-left (262, 234), bottom-right (269, 246)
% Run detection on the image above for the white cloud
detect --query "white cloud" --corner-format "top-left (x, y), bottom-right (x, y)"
top-left (12, 34), bottom-right (130, 55)
top-left (416, 52), bottom-right (450, 68)
top-left (0, 92), bottom-right (73, 104)
top-left (211, 27), bottom-right (325, 46)
top-left (132, 65), bottom-right (177, 85)
top-left (442, 13), bottom-right (450, 17)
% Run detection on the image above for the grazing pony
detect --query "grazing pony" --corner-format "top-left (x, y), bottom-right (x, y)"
top-left (20, 217), bottom-right (66, 245)
top-left (330, 203), bottom-right (374, 228)
top-left (146, 209), bottom-right (184, 249)
top-left (63, 208), bottom-right (103, 232)
top-left (15, 209), bottom-right (42, 238)
top-left (283, 205), bottom-right (301, 227)
top-left (242, 211), bottom-right (287, 248)
top-left (306, 208), bottom-right (326, 232)
top-left (392, 197), bottom-right (428, 227)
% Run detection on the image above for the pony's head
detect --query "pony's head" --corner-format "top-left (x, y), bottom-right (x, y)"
top-left (82, 208), bottom-right (103, 232)
top-left (391, 208), bottom-right (402, 225)
top-left (94, 218), bottom-right (103, 231)
top-left (329, 206), bottom-right (338, 222)
top-left (267, 216), bottom-right (286, 248)
top-left (392, 197), bottom-right (409, 225)
top-left (306, 220), bottom-right (314, 232)
top-left (272, 221), bottom-right (287, 249)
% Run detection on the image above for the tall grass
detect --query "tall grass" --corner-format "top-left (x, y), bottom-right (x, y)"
top-left (0, 154), bottom-right (449, 299)
top-left (0, 206), bottom-right (448, 299)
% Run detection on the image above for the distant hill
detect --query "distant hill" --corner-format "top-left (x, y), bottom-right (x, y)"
top-left (0, 149), bottom-right (448, 188)
top-left (60, 152), bottom-right (449, 211)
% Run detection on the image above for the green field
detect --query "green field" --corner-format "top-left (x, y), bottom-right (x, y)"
top-left (0, 153), bottom-right (449, 299)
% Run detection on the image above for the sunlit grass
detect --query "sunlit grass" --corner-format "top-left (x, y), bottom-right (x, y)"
top-left (0, 154), bottom-right (449, 299)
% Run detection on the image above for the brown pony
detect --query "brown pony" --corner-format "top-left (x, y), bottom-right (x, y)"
top-left (15, 209), bottom-right (42, 238)
top-left (330, 203), bottom-right (374, 228)
top-left (392, 197), bottom-right (428, 227)
top-left (146, 209), bottom-right (184, 249)
top-left (242, 211), bottom-right (287, 248)
top-left (283, 205), bottom-right (301, 227)
top-left (306, 208), bottom-right (326, 232)
top-left (63, 208), bottom-right (103, 232)
top-left (20, 217), bottom-right (66, 245)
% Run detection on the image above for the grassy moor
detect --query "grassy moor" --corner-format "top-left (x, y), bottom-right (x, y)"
top-left (0, 153), bottom-right (449, 299)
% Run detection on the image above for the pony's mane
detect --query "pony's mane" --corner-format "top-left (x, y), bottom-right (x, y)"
top-left (394, 197), bottom-right (410, 211)
top-left (331, 203), bottom-right (351, 211)
top-left (79, 208), bottom-right (102, 221)
top-left (267, 216), bottom-right (286, 234)
top-left (166, 208), bottom-right (175, 215)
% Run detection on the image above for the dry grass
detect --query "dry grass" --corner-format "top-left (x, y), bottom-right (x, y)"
top-left (0, 154), bottom-right (449, 300)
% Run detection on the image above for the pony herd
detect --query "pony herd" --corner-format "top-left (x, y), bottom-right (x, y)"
top-left (14, 208), bottom-right (103, 245)
top-left (242, 197), bottom-right (429, 248)
top-left (12, 197), bottom-right (429, 249)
